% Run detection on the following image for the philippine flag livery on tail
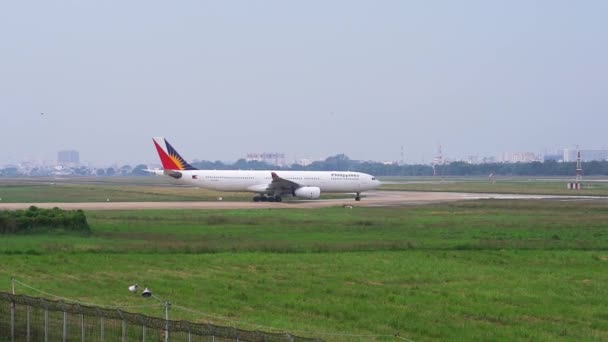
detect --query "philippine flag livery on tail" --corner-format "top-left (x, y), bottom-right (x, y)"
top-left (153, 138), bottom-right (197, 171)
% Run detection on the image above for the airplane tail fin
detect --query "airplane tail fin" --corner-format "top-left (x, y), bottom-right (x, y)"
top-left (152, 137), bottom-right (198, 171)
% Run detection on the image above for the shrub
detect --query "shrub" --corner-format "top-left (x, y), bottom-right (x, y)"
top-left (0, 206), bottom-right (91, 234)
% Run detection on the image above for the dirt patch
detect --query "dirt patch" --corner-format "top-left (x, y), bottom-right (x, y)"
top-left (365, 281), bottom-right (384, 286)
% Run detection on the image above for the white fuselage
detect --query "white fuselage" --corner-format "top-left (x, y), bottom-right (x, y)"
top-left (169, 170), bottom-right (381, 194)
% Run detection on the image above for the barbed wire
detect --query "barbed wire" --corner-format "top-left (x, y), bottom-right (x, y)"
top-left (13, 278), bottom-right (415, 341)
top-left (12, 279), bottom-right (163, 309)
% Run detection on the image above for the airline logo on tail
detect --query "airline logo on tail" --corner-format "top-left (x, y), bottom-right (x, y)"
top-left (153, 137), bottom-right (198, 170)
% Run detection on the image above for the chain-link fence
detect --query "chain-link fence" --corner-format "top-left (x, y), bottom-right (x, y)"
top-left (0, 292), bottom-right (322, 342)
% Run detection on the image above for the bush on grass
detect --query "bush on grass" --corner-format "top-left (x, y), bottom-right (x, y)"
top-left (0, 206), bottom-right (90, 234)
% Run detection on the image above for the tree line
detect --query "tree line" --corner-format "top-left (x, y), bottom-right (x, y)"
top-left (191, 155), bottom-right (608, 176)
top-left (0, 164), bottom-right (151, 177)
top-left (2, 155), bottom-right (607, 177)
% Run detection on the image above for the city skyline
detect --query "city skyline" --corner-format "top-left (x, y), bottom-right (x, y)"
top-left (3, 144), bottom-right (608, 169)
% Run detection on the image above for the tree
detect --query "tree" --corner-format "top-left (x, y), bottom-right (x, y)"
top-left (72, 167), bottom-right (91, 176)
top-left (119, 165), bottom-right (133, 176)
top-left (0, 167), bottom-right (20, 177)
top-left (131, 164), bottom-right (151, 176)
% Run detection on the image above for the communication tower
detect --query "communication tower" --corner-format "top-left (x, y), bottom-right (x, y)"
top-left (432, 144), bottom-right (443, 176)
top-left (567, 146), bottom-right (584, 190)
top-left (576, 147), bottom-right (583, 181)
top-left (400, 145), bottom-right (405, 165)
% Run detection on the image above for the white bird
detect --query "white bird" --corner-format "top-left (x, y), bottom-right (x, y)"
top-left (128, 284), bottom-right (139, 293)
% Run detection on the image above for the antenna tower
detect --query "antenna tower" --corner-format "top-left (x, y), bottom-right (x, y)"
top-left (432, 144), bottom-right (443, 176)
top-left (576, 146), bottom-right (583, 181)
top-left (400, 146), bottom-right (405, 165)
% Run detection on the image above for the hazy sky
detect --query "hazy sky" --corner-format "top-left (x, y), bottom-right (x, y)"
top-left (1, 1), bottom-right (606, 165)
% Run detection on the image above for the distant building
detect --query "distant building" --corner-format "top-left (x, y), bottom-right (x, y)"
top-left (57, 150), bottom-right (80, 165)
top-left (501, 152), bottom-right (540, 163)
top-left (295, 158), bottom-right (313, 167)
top-left (563, 149), bottom-right (608, 162)
top-left (382, 160), bottom-right (399, 165)
top-left (482, 156), bottom-right (496, 164)
top-left (245, 153), bottom-right (286, 166)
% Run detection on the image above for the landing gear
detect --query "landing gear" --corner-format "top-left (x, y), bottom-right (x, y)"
top-left (253, 195), bottom-right (282, 202)
top-left (266, 195), bottom-right (283, 202)
top-left (355, 192), bottom-right (361, 201)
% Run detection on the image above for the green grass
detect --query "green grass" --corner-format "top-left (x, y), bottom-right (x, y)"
top-left (0, 183), bottom-right (252, 202)
top-left (0, 177), bottom-right (346, 202)
top-left (2, 201), bottom-right (608, 253)
top-left (381, 177), bottom-right (608, 196)
top-left (1, 201), bottom-right (608, 340)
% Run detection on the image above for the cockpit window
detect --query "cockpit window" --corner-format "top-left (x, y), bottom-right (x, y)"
top-left (372, 177), bottom-right (376, 180)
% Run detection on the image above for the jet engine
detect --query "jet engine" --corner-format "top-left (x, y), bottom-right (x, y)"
top-left (294, 187), bottom-right (321, 199)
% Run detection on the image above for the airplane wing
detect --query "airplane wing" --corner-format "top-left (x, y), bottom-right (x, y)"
top-left (246, 172), bottom-right (301, 195)
top-left (269, 172), bottom-right (300, 195)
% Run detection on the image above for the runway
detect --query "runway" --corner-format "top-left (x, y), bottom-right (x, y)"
top-left (0, 191), bottom-right (602, 211)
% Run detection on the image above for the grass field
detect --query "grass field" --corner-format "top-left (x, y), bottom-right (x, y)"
top-left (0, 177), bottom-right (349, 202)
top-left (0, 177), bottom-right (251, 202)
top-left (381, 176), bottom-right (608, 197)
top-left (4, 176), bottom-right (608, 204)
top-left (1, 200), bottom-right (608, 341)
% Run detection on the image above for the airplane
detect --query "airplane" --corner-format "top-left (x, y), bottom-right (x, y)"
top-left (151, 137), bottom-right (381, 202)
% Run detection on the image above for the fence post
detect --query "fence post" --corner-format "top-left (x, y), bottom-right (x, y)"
top-left (10, 298), bottom-right (14, 342)
top-left (100, 317), bottom-right (104, 342)
top-left (122, 319), bottom-right (127, 342)
top-left (10, 278), bottom-right (15, 342)
top-left (63, 311), bottom-right (67, 342)
top-left (81, 314), bottom-right (85, 342)
top-left (143, 324), bottom-right (146, 342)
top-left (44, 308), bottom-right (48, 342)
top-left (164, 301), bottom-right (171, 342)
top-left (26, 305), bottom-right (30, 342)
